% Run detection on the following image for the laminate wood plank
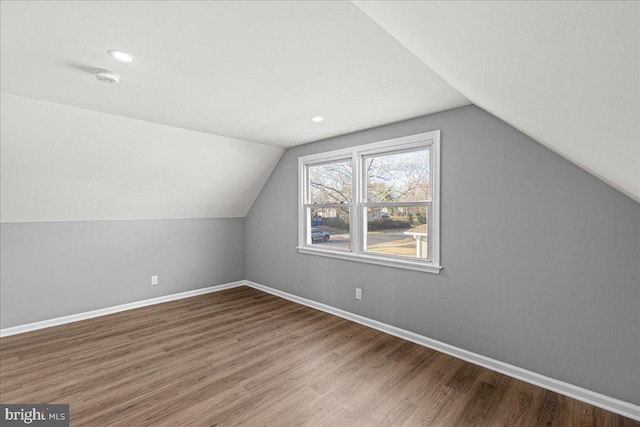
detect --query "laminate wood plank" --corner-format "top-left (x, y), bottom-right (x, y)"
top-left (374, 396), bottom-right (420, 426)
top-left (446, 362), bottom-right (484, 394)
top-left (302, 406), bottom-right (369, 427)
top-left (1, 286), bottom-right (637, 426)
top-left (484, 376), bottom-right (543, 426)
top-left (233, 384), bottom-right (322, 427)
top-left (406, 353), bottom-right (464, 403)
top-left (77, 349), bottom-right (275, 425)
top-left (454, 376), bottom-right (509, 426)
top-left (402, 382), bottom-right (463, 426)
top-left (535, 390), bottom-right (571, 426)
top-left (351, 346), bottom-right (440, 424)
top-left (148, 384), bottom-right (250, 427)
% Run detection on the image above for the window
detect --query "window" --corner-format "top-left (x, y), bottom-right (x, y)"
top-left (298, 131), bottom-right (441, 273)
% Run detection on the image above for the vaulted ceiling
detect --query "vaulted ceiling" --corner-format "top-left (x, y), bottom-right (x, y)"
top-left (354, 1), bottom-right (639, 202)
top-left (1, 1), bottom-right (638, 223)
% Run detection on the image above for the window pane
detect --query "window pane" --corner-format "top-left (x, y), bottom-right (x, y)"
top-left (309, 160), bottom-right (352, 204)
top-left (365, 206), bottom-right (428, 259)
top-left (308, 207), bottom-right (350, 250)
top-left (366, 149), bottom-right (430, 202)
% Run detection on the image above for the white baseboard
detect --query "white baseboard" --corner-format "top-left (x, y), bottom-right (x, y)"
top-left (0, 281), bottom-right (246, 338)
top-left (2, 279), bottom-right (638, 421)
top-left (243, 280), bottom-right (640, 422)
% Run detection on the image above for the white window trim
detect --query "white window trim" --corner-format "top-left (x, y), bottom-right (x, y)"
top-left (297, 130), bottom-right (442, 274)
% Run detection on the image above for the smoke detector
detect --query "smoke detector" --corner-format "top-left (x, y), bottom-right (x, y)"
top-left (94, 70), bottom-right (120, 84)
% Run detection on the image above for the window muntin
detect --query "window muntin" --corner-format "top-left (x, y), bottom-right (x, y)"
top-left (298, 131), bottom-right (441, 273)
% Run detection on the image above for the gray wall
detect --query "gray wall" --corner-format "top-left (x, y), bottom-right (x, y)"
top-left (1, 218), bottom-right (244, 328)
top-left (245, 105), bottom-right (640, 405)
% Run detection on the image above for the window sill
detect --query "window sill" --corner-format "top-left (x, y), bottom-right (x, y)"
top-left (296, 246), bottom-right (443, 274)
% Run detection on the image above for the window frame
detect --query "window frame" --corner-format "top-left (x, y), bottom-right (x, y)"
top-left (297, 130), bottom-right (442, 274)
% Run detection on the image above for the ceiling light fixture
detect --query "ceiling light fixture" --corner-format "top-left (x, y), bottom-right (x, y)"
top-left (311, 116), bottom-right (324, 123)
top-left (95, 70), bottom-right (120, 84)
top-left (108, 50), bottom-right (135, 63)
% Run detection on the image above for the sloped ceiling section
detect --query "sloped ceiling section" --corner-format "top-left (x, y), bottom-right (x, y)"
top-left (354, 1), bottom-right (640, 202)
top-left (0, 1), bottom-right (468, 148)
top-left (0, 94), bottom-right (283, 222)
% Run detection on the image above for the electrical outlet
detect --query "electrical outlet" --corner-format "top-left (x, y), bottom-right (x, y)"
top-left (151, 275), bottom-right (159, 286)
top-left (355, 288), bottom-right (362, 300)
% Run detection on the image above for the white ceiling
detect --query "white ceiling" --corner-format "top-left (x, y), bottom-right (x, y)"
top-left (1, 1), bottom-right (637, 224)
top-left (0, 1), bottom-right (469, 148)
top-left (354, 1), bottom-right (640, 202)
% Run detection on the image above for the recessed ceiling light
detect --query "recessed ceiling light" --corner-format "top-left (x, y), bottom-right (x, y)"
top-left (108, 50), bottom-right (135, 63)
top-left (311, 116), bottom-right (324, 123)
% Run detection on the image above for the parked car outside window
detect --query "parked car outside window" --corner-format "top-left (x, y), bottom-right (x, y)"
top-left (311, 228), bottom-right (330, 242)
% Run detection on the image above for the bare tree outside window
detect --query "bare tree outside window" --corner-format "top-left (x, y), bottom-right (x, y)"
top-left (366, 149), bottom-right (430, 203)
top-left (309, 161), bottom-right (352, 204)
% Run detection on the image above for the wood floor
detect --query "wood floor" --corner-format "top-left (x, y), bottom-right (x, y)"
top-left (0, 286), bottom-right (637, 426)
